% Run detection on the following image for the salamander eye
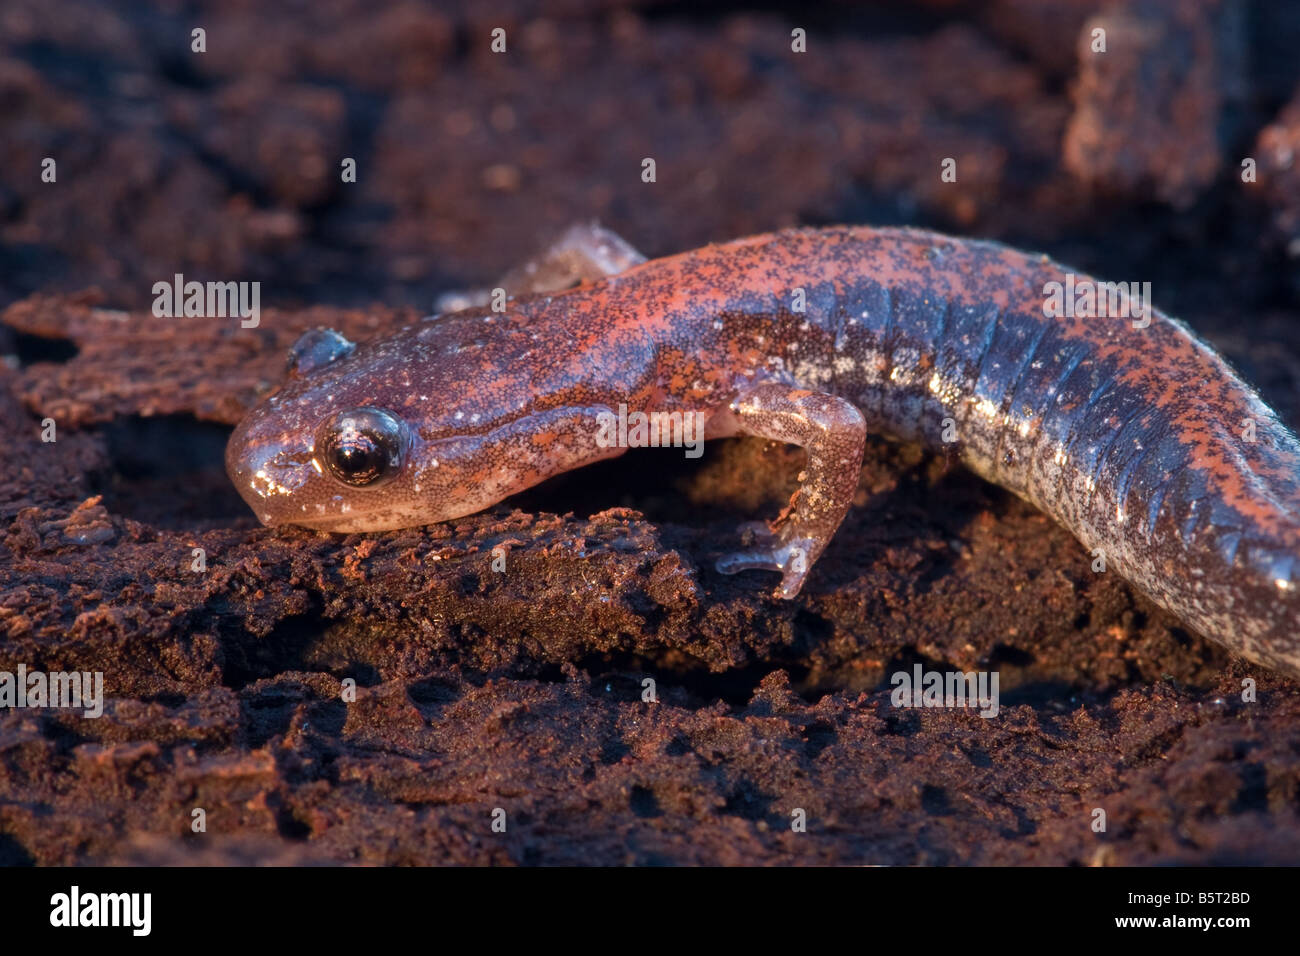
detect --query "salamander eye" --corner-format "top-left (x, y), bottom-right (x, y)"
top-left (318, 408), bottom-right (408, 488)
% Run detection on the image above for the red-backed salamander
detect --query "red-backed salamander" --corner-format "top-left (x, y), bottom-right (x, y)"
top-left (226, 224), bottom-right (1300, 678)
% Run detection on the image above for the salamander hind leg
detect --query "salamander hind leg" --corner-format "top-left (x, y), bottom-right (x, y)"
top-left (715, 384), bottom-right (866, 599)
top-left (434, 222), bottom-right (646, 312)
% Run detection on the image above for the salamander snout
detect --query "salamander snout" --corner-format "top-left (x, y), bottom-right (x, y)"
top-left (224, 395), bottom-right (423, 530)
top-left (224, 399), bottom-right (322, 527)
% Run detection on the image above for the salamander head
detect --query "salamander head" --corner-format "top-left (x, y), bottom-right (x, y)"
top-left (225, 323), bottom-right (528, 532)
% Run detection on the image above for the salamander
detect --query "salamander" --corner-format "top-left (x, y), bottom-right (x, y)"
top-left (225, 223), bottom-right (1300, 678)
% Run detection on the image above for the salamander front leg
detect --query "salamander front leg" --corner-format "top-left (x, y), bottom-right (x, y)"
top-left (435, 222), bottom-right (646, 312)
top-left (715, 384), bottom-right (866, 598)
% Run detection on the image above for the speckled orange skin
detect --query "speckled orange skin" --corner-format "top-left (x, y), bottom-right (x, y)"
top-left (227, 226), bottom-right (1300, 677)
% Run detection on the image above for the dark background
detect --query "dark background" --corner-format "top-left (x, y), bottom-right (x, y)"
top-left (1, 0), bottom-right (1299, 865)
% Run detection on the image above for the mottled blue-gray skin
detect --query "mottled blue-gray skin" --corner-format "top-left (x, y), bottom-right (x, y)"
top-left (227, 226), bottom-right (1300, 678)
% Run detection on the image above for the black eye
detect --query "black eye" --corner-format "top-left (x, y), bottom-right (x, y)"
top-left (318, 408), bottom-right (407, 487)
